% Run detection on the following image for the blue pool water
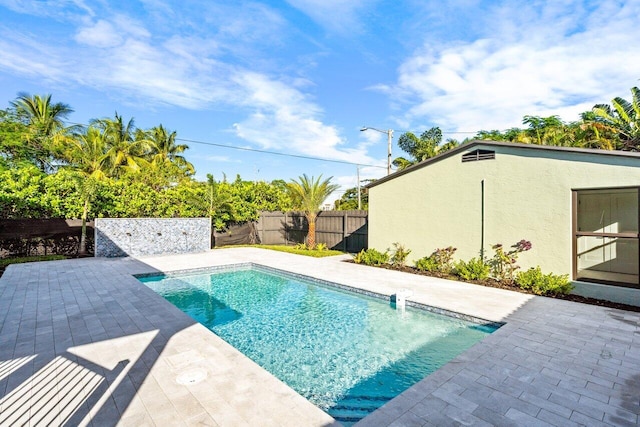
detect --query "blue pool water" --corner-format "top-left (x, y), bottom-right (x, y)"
top-left (139, 267), bottom-right (497, 425)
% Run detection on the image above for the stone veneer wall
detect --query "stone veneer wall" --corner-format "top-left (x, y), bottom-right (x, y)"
top-left (95, 218), bottom-right (211, 257)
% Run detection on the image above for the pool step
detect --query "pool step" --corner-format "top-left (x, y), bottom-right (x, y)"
top-left (329, 395), bottom-right (395, 425)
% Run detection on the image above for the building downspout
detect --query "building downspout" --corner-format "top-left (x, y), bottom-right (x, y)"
top-left (481, 179), bottom-right (485, 259)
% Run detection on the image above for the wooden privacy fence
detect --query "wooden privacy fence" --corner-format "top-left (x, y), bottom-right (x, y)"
top-left (255, 210), bottom-right (367, 252)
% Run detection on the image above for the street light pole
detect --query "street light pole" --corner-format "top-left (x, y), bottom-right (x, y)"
top-left (357, 165), bottom-right (361, 210)
top-left (360, 126), bottom-right (393, 175)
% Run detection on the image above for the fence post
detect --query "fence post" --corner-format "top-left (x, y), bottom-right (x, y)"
top-left (342, 212), bottom-right (348, 252)
top-left (284, 211), bottom-right (288, 245)
top-left (259, 213), bottom-right (264, 243)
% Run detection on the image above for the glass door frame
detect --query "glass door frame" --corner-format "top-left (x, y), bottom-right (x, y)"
top-left (572, 186), bottom-right (640, 288)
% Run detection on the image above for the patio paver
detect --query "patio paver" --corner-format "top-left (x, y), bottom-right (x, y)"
top-left (0, 247), bottom-right (638, 426)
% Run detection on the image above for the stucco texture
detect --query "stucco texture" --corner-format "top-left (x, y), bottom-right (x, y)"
top-left (368, 143), bottom-right (640, 277)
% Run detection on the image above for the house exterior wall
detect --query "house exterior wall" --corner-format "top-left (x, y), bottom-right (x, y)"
top-left (368, 144), bottom-right (640, 277)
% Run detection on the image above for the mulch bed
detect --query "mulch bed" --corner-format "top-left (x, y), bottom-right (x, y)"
top-left (345, 260), bottom-right (640, 313)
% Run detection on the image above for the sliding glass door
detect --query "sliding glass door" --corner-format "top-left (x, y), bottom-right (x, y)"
top-left (574, 188), bottom-right (639, 287)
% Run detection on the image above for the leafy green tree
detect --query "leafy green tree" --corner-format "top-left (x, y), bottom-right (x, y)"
top-left (0, 108), bottom-right (30, 169)
top-left (10, 93), bottom-right (74, 170)
top-left (592, 87), bottom-right (640, 150)
top-left (229, 177), bottom-right (292, 223)
top-left (334, 181), bottom-right (373, 210)
top-left (288, 174), bottom-right (339, 249)
top-left (393, 127), bottom-right (459, 170)
top-left (0, 166), bottom-right (49, 218)
top-left (521, 115), bottom-right (569, 145)
top-left (476, 128), bottom-right (522, 142)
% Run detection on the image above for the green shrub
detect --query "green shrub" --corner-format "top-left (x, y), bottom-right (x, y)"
top-left (415, 256), bottom-right (438, 272)
top-left (390, 242), bottom-right (411, 267)
top-left (293, 242), bottom-right (327, 251)
top-left (515, 266), bottom-right (573, 295)
top-left (454, 257), bottom-right (490, 280)
top-left (353, 248), bottom-right (389, 266)
top-left (489, 239), bottom-right (532, 281)
top-left (315, 243), bottom-right (328, 251)
top-left (415, 246), bottom-right (456, 273)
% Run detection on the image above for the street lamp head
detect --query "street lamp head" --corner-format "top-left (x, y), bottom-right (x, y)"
top-left (360, 127), bottom-right (368, 132)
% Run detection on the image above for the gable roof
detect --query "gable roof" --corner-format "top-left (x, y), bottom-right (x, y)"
top-left (366, 140), bottom-right (640, 189)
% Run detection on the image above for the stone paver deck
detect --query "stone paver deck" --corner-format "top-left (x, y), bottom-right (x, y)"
top-left (0, 248), bottom-right (638, 426)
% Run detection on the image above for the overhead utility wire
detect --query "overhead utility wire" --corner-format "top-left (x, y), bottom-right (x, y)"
top-left (64, 120), bottom-right (481, 168)
top-left (175, 137), bottom-right (387, 169)
top-left (63, 121), bottom-right (386, 169)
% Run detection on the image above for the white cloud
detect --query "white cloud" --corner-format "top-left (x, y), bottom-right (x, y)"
top-left (386, 1), bottom-right (640, 133)
top-left (0, 4), bottom-right (376, 167)
top-left (75, 20), bottom-right (122, 48)
top-left (231, 71), bottom-right (379, 165)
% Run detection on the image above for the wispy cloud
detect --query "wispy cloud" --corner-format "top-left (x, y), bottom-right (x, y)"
top-left (285, 0), bottom-right (373, 34)
top-left (205, 155), bottom-right (239, 163)
top-left (383, 1), bottom-right (640, 133)
top-left (231, 72), bottom-right (379, 166)
top-left (0, 2), bottom-right (377, 165)
top-left (0, 0), bottom-right (94, 18)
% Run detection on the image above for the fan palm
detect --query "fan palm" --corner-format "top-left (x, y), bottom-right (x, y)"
top-left (288, 174), bottom-right (339, 249)
top-left (592, 87), bottom-right (640, 150)
top-left (393, 127), bottom-right (459, 170)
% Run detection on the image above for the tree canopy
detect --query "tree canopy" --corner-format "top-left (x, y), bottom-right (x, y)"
top-left (0, 94), bottom-right (293, 231)
top-left (2, 87), bottom-right (639, 233)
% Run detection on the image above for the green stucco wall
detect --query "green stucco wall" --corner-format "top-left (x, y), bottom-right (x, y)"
top-left (368, 144), bottom-right (640, 277)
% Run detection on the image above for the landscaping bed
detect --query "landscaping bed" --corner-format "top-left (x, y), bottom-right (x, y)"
top-left (347, 260), bottom-right (640, 313)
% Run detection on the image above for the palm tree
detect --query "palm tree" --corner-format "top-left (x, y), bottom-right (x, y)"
top-left (393, 127), bottom-right (459, 170)
top-left (64, 126), bottom-right (112, 255)
top-left (10, 93), bottom-right (74, 170)
top-left (92, 113), bottom-right (150, 175)
top-left (592, 87), bottom-right (640, 150)
top-left (204, 174), bottom-right (234, 230)
top-left (575, 111), bottom-right (617, 150)
top-left (147, 125), bottom-right (194, 175)
top-left (288, 174), bottom-right (339, 249)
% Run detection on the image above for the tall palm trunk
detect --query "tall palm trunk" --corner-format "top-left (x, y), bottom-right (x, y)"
top-left (307, 219), bottom-right (316, 249)
top-left (79, 197), bottom-right (89, 256)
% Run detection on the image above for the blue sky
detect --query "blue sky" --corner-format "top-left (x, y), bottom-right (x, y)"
top-left (1, 0), bottom-right (639, 202)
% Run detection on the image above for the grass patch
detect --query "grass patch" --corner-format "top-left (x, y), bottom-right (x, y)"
top-left (224, 244), bottom-right (345, 258)
top-left (0, 255), bottom-right (68, 269)
top-left (0, 255), bottom-right (68, 278)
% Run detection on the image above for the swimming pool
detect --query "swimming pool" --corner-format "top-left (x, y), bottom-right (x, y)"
top-left (139, 265), bottom-right (498, 425)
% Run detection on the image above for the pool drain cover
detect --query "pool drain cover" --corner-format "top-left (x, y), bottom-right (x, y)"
top-left (176, 369), bottom-right (207, 385)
